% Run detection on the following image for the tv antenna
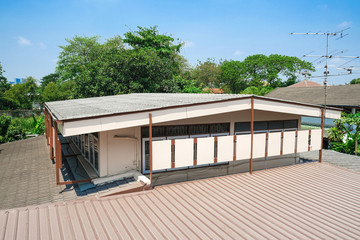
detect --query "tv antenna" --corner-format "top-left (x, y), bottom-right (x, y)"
top-left (291, 28), bottom-right (359, 111)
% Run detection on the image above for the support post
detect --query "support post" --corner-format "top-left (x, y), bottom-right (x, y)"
top-left (54, 121), bottom-right (60, 184)
top-left (319, 108), bottom-right (325, 163)
top-left (233, 135), bottom-right (237, 161)
top-left (149, 113), bottom-right (153, 185)
top-left (50, 116), bottom-right (54, 160)
top-left (250, 97), bottom-right (254, 174)
top-left (44, 108), bottom-right (47, 140)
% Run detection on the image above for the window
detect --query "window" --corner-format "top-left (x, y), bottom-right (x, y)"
top-left (235, 122), bottom-right (250, 132)
top-left (284, 120), bottom-right (298, 129)
top-left (71, 133), bottom-right (99, 173)
top-left (189, 124), bottom-right (209, 135)
top-left (269, 121), bottom-right (283, 131)
top-left (141, 126), bottom-right (166, 138)
top-left (254, 121), bottom-right (267, 131)
top-left (167, 125), bottom-right (188, 136)
top-left (235, 120), bottom-right (298, 134)
top-left (211, 123), bottom-right (230, 134)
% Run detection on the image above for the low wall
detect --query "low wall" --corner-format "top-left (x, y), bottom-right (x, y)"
top-left (0, 110), bottom-right (43, 118)
top-left (150, 153), bottom-right (303, 186)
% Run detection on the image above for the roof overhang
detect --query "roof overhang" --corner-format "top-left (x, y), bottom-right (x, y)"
top-left (46, 96), bottom-right (342, 137)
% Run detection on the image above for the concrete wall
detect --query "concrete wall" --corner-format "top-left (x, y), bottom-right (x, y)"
top-left (98, 127), bottom-right (141, 177)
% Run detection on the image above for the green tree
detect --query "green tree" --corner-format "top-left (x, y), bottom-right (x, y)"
top-left (220, 60), bottom-right (248, 93)
top-left (124, 26), bottom-right (183, 75)
top-left (3, 76), bottom-right (39, 109)
top-left (56, 30), bottom-right (184, 98)
top-left (0, 62), bottom-right (10, 94)
top-left (329, 112), bottom-right (360, 156)
top-left (41, 82), bottom-right (65, 102)
top-left (0, 114), bottom-right (26, 143)
top-left (192, 59), bottom-right (221, 88)
top-left (349, 78), bottom-right (360, 84)
top-left (40, 73), bottom-right (60, 91)
top-left (123, 26), bottom-right (182, 58)
top-left (241, 86), bottom-right (273, 96)
top-left (240, 54), bottom-right (314, 88)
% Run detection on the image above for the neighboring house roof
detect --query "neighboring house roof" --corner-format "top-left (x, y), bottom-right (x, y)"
top-left (1, 162), bottom-right (360, 239)
top-left (203, 88), bottom-right (225, 93)
top-left (289, 80), bottom-right (322, 87)
top-left (266, 84), bottom-right (360, 107)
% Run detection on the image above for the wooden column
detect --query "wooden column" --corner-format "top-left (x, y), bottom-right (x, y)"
top-left (54, 121), bottom-right (60, 184)
top-left (149, 113), bottom-right (153, 185)
top-left (49, 116), bottom-right (54, 160)
top-left (250, 97), bottom-right (254, 174)
top-left (319, 108), bottom-right (325, 163)
top-left (44, 108), bottom-right (48, 145)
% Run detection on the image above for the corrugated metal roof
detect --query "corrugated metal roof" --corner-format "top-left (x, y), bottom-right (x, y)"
top-left (45, 93), bottom-right (250, 121)
top-left (266, 84), bottom-right (360, 107)
top-left (1, 162), bottom-right (360, 239)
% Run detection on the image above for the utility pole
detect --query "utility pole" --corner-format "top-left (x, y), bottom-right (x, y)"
top-left (291, 29), bottom-right (359, 158)
top-left (291, 29), bottom-right (358, 112)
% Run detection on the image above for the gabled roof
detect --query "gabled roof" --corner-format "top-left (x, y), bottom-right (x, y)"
top-left (289, 80), bottom-right (322, 87)
top-left (46, 93), bottom-right (342, 123)
top-left (1, 162), bottom-right (360, 239)
top-left (266, 84), bottom-right (360, 107)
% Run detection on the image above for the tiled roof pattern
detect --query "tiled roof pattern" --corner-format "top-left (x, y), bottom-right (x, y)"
top-left (289, 80), bottom-right (322, 87)
top-left (1, 162), bottom-right (360, 239)
top-left (266, 84), bottom-right (360, 107)
top-left (0, 136), bottom-right (139, 210)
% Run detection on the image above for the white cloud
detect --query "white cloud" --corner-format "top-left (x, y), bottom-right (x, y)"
top-left (183, 40), bottom-right (194, 48)
top-left (234, 50), bottom-right (243, 56)
top-left (17, 36), bottom-right (31, 46)
top-left (338, 21), bottom-right (352, 28)
top-left (39, 42), bottom-right (47, 49)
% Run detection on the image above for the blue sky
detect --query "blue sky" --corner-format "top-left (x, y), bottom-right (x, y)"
top-left (0, 0), bottom-right (359, 85)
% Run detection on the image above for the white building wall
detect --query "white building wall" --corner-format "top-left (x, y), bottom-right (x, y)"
top-left (96, 109), bottom-right (302, 177)
top-left (98, 127), bottom-right (141, 177)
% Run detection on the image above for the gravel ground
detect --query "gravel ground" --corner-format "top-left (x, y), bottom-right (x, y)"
top-left (300, 149), bottom-right (360, 172)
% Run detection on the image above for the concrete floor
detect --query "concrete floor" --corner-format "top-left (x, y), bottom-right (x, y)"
top-left (0, 136), bottom-right (136, 210)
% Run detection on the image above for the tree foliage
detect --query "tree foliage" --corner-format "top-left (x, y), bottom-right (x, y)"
top-left (0, 62), bottom-right (10, 94)
top-left (192, 59), bottom-right (221, 88)
top-left (329, 112), bottom-right (360, 156)
top-left (349, 78), bottom-right (360, 84)
top-left (56, 27), bottom-right (185, 98)
top-left (3, 76), bottom-right (39, 109)
top-left (240, 54), bottom-right (314, 88)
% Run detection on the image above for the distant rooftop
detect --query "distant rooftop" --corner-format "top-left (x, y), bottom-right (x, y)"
top-left (288, 80), bottom-right (322, 87)
top-left (45, 93), bottom-right (250, 121)
top-left (266, 84), bottom-right (360, 107)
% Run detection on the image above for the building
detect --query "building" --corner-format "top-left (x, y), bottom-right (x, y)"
top-left (44, 93), bottom-right (341, 186)
top-left (266, 84), bottom-right (360, 113)
top-left (288, 80), bottom-right (322, 87)
top-left (8, 78), bottom-right (25, 85)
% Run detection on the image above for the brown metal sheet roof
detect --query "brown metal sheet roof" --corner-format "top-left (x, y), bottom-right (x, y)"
top-left (1, 162), bottom-right (360, 239)
top-left (266, 84), bottom-right (360, 107)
